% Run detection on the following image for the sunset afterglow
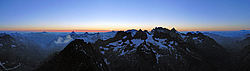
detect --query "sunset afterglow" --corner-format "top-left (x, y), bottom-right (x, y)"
top-left (0, 0), bottom-right (250, 32)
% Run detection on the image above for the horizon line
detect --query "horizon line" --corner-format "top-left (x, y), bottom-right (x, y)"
top-left (0, 29), bottom-right (249, 32)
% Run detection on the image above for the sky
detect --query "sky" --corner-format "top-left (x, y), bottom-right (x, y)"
top-left (0, 0), bottom-right (250, 32)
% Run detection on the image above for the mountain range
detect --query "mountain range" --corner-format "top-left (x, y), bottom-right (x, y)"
top-left (35, 27), bottom-right (249, 71)
top-left (0, 27), bottom-right (250, 71)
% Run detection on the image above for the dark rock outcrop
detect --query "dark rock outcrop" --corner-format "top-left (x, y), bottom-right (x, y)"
top-left (240, 37), bottom-right (250, 47)
top-left (239, 45), bottom-right (250, 71)
top-left (0, 33), bottom-right (16, 48)
top-left (151, 27), bottom-right (171, 39)
top-left (133, 29), bottom-right (147, 40)
top-left (36, 39), bottom-right (108, 71)
top-left (0, 33), bottom-right (21, 71)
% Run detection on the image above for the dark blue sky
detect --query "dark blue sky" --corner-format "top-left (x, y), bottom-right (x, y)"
top-left (0, 0), bottom-right (250, 31)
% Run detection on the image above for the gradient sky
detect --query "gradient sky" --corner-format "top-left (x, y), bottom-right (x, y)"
top-left (0, 0), bottom-right (250, 32)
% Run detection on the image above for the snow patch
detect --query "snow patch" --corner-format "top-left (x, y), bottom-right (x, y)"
top-left (108, 40), bottom-right (122, 46)
top-left (101, 51), bottom-right (105, 54)
top-left (124, 40), bottom-right (130, 44)
top-left (123, 36), bottom-right (127, 39)
top-left (155, 38), bottom-right (167, 44)
top-left (100, 32), bottom-right (117, 40)
top-left (131, 39), bottom-right (144, 47)
top-left (186, 48), bottom-right (191, 52)
top-left (193, 37), bottom-right (198, 40)
top-left (107, 40), bottom-right (125, 51)
top-left (104, 48), bottom-right (109, 50)
top-left (104, 58), bottom-right (110, 64)
top-left (146, 33), bottom-right (168, 49)
top-left (120, 50), bottom-right (127, 56)
top-left (181, 35), bottom-right (187, 39)
top-left (11, 45), bottom-right (16, 48)
top-left (0, 61), bottom-right (21, 71)
top-left (156, 54), bottom-right (161, 64)
top-left (169, 41), bottom-right (174, 44)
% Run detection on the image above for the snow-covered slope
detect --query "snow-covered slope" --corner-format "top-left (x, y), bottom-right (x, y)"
top-left (37, 27), bottom-right (228, 71)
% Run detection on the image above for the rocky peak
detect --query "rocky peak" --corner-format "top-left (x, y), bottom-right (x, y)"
top-left (36, 39), bottom-right (108, 71)
top-left (84, 32), bottom-right (89, 35)
top-left (69, 31), bottom-right (77, 36)
top-left (36, 27), bottom-right (230, 71)
top-left (133, 29), bottom-right (147, 40)
top-left (114, 31), bottom-right (128, 39)
top-left (0, 33), bottom-right (14, 41)
top-left (170, 27), bottom-right (177, 32)
top-left (240, 37), bottom-right (250, 48)
top-left (0, 33), bottom-right (16, 48)
top-left (151, 27), bottom-right (174, 39)
top-left (126, 29), bottom-right (137, 32)
top-left (151, 27), bottom-right (170, 33)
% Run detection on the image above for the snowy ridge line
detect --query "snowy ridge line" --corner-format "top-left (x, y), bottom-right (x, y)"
top-left (0, 61), bottom-right (21, 71)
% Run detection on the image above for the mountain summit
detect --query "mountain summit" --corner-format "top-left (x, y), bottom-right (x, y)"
top-left (36, 27), bottom-right (229, 71)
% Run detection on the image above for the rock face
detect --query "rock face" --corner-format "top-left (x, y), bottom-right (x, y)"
top-left (36, 39), bottom-right (108, 71)
top-left (36, 27), bottom-right (230, 71)
top-left (0, 33), bottom-right (21, 71)
top-left (240, 37), bottom-right (250, 47)
top-left (133, 29), bottom-right (147, 40)
top-left (238, 37), bottom-right (250, 71)
top-left (239, 45), bottom-right (250, 71)
top-left (0, 33), bottom-right (17, 48)
top-left (151, 27), bottom-right (171, 39)
top-left (183, 32), bottom-right (230, 71)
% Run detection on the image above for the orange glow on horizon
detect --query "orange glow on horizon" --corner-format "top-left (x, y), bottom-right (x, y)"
top-left (0, 28), bottom-right (248, 32)
top-left (0, 26), bottom-right (249, 32)
top-left (0, 29), bottom-right (111, 32)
